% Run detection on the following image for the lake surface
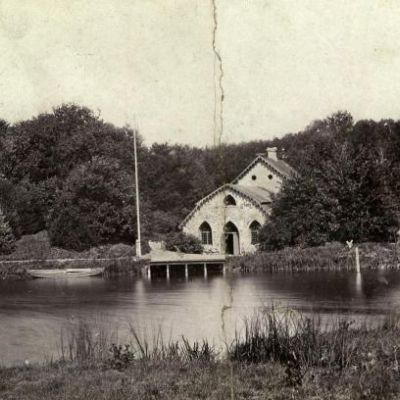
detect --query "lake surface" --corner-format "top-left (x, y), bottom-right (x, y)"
top-left (1, 269), bottom-right (400, 366)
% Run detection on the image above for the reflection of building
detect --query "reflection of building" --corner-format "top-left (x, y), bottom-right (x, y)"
top-left (180, 148), bottom-right (295, 255)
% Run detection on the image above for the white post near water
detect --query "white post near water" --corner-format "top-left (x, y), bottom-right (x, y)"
top-left (355, 246), bottom-right (361, 273)
top-left (355, 246), bottom-right (362, 294)
top-left (133, 129), bottom-right (142, 258)
top-left (185, 264), bottom-right (189, 280)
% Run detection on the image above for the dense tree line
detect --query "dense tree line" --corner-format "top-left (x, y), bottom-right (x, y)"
top-left (0, 104), bottom-right (270, 251)
top-left (0, 104), bottom-right (399, 253)
top-left (260, 112), bottom-right (400, 249)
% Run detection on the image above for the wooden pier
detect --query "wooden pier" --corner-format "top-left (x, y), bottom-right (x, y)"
top-left (145, 250), bottom-right (226, 279)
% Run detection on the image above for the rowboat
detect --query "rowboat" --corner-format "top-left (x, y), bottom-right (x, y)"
top-left (28, 268), bottom-right (104, 279)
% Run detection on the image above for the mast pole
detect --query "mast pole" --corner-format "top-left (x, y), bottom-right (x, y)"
top-left (134, 128), bottom-right (142, 257)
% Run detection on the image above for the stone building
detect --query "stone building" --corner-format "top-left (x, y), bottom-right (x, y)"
top-left (180, 148), bottom-right (295, 255)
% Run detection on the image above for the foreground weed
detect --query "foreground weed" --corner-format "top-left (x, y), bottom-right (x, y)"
top-left (109, 344), bottom-right (135, 369)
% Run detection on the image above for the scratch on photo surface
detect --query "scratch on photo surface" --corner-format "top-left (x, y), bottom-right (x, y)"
top-left (211, 0), bottom-right (224, 146)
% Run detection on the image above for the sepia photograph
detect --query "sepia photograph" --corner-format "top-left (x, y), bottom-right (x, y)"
top-left (1, 1), bottom-right (400, 399)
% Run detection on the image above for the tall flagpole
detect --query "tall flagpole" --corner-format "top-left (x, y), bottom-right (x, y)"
top-left (133, 128), bottom-right (142, 257)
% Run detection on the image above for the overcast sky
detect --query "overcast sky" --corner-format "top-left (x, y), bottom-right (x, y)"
top-left (0, 0), bottom-right (399, 147)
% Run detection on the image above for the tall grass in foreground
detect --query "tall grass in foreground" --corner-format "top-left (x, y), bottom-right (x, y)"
top-left (57, 310), bottom-right (400, 387)
top-left (231, 310), bottom-right (369, 386)
top-left (58, 319), bottom-right (217, 369)
top-left (230, 310), bottom-right (400, 390)
top-left (59, 317), bottom-right (118, 365)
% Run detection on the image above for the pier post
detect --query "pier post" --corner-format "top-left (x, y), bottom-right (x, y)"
top-left (166, 264), bottom-right (170, 280)
top-left (147, 265), bottom-right (151, 280)
top-left (222, 263), bottom-right (226, 276)
top-left (204, 263), bottom-right (208, 279)
top-left (185, 264), bottom-right (189, 280)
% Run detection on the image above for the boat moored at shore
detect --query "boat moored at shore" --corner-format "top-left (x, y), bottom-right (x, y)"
top-left (28, 268), bottom-right (104, 279)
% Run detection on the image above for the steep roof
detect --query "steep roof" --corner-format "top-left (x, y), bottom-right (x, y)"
top-left (231, 155), bottom-right (296, 183)
top-left (233, 185), bottom-right (272, 208)
top-left (180, 153), bottom-right (296, 229)
top-left (179, 183), bottom-right (272, 228)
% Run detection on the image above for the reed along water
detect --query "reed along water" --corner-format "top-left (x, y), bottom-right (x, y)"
top-left (1, 269), bottom-right (400, 366)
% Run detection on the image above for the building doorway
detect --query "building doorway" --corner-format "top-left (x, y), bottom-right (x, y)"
top-left (224, 222), bottom-right (239, 255)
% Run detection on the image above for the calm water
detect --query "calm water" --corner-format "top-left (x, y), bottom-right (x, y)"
top-left (1, 269), bottom-right (400, 366)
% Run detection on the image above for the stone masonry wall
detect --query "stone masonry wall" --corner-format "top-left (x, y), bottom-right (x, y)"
top-left (182, 188), bottom-right (267, 254)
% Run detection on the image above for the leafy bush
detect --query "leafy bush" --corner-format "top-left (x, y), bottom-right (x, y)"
top-left (13, 178), bottom-right (58, 235)
top-left (109, 344), bottom-right (135, 369)
top-left (48, 157), bottom-right (135, 251)
top-left (0, 208), bottom-right (15, 254)
top-left (165, 232), bottom-right (203, 254)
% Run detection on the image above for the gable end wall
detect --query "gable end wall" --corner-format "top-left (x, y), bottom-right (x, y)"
top-left (235, 162), bottom-right (282, 193)
top-left (182, 188), bottom-right (267, 254)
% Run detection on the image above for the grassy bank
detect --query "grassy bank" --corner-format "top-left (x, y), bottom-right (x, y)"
top-left (2, 312), bottom-right (400, 399)
top-left (229, 242), bottom-right (399, 272)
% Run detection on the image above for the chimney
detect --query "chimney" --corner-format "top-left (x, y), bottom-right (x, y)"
top-left (266, 147), bottom-right (278, 161)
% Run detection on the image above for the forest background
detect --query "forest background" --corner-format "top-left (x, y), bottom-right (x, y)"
top-left (0, 104), bottom-right (399, 254)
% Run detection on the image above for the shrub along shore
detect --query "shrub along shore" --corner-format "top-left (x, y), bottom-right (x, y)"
top-left (1, 238), bottom-right (399, 280)
top-left (2, 311), bottom-right (400, 399)
top-left (228, 242), bottom-right (400, 273)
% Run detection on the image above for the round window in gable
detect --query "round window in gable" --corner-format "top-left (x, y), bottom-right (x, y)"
top-left (252, 175), bottom-right (257, 181)
top-left (268, 174), bottom-right (273, 180)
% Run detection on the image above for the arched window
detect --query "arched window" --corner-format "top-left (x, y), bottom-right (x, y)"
top-left (199, 222), bottom-right (212, 245)
top-left (224, 195), bottom-right (236, 206)
top-left (249, 221), bottom-right (261, 244)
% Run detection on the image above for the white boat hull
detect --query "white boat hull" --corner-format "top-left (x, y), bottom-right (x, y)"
top-left (28, 268), bottom-right (104, 279)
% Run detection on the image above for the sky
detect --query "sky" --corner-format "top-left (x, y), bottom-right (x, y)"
top-left (0, 0), bottom-right (400, 147)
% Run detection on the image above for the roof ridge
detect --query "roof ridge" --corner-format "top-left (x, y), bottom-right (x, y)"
top-left (258, 155), bottom-right (297, 174)
top-left (231, 154), bottom-right (296, 184)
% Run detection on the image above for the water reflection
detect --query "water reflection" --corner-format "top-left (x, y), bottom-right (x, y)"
top-left (1, 270), bottom-right (400, 366)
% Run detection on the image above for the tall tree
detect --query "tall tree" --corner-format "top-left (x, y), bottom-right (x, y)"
top-left (48, 156), bottom-right (137, 250)
top-left (260, 113), bottom-right (397, 250)
top-left (0, 208), bottom-right (15, 255)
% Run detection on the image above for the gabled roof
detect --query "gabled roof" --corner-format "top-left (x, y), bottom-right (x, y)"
top-left (179, 183), bottom-right (272, 229)
top-left (231, 155), bottom-right (296, 183)
top-left (233, 185), bottom-right (273, 206)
